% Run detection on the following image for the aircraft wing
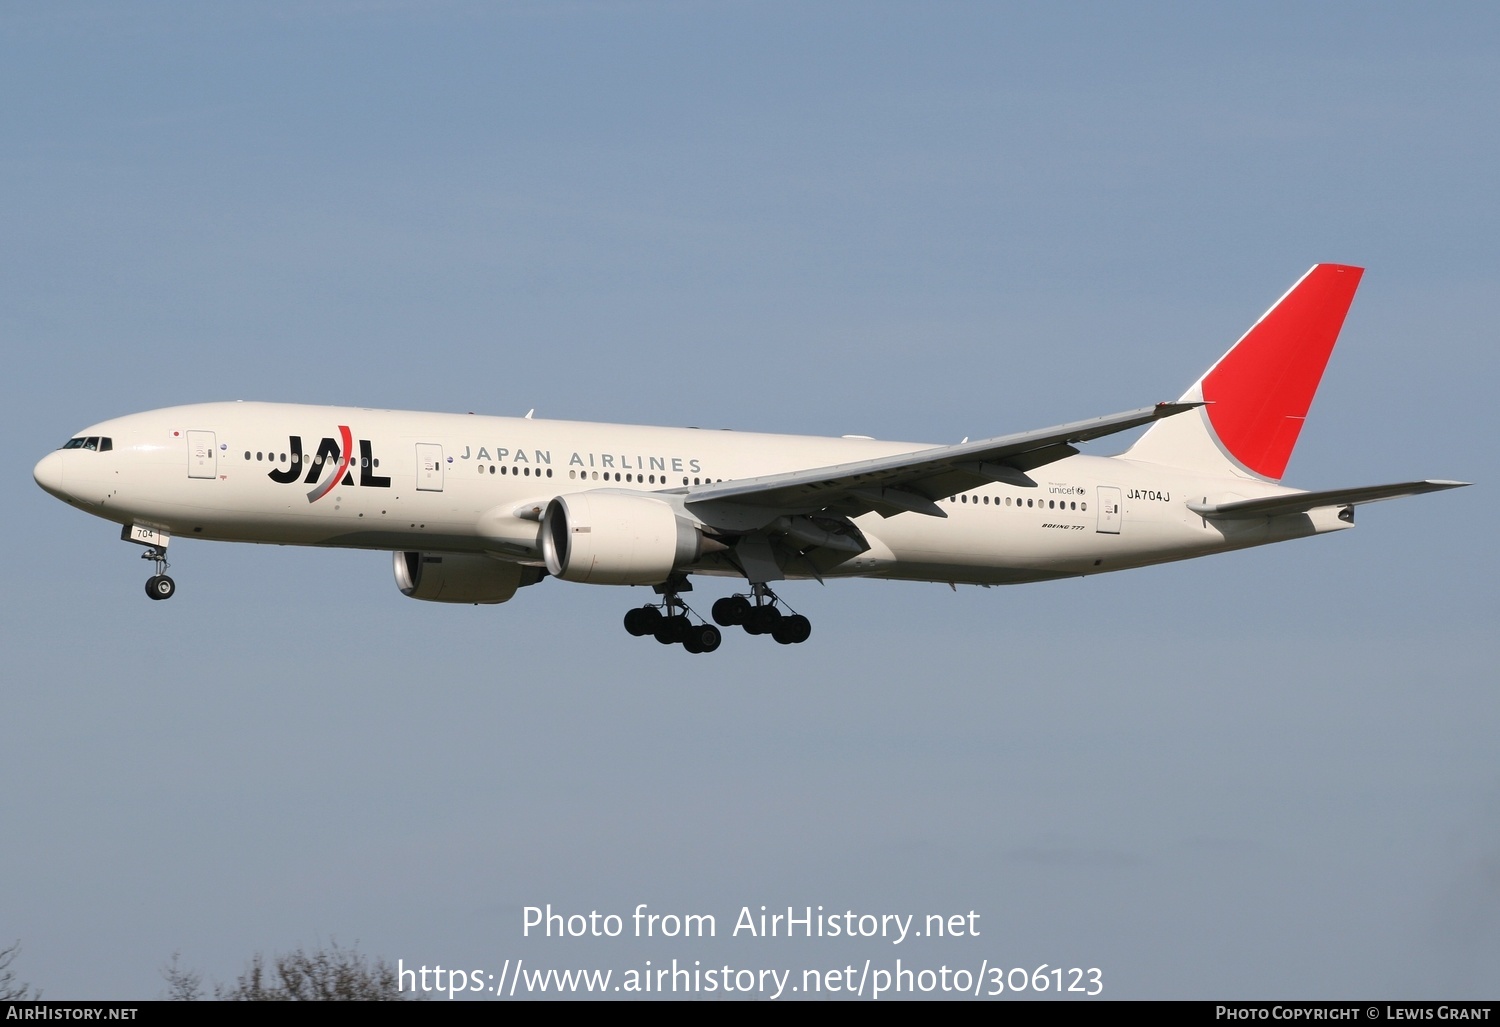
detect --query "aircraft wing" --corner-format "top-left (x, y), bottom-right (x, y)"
top-left (1187, 479), bottom-right (1469, 520)
top-left (683, 402), bottom-right (1199, 520)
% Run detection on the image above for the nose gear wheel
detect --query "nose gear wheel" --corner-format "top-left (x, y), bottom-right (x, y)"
top-left (140, 547), bottom-right (176, 601)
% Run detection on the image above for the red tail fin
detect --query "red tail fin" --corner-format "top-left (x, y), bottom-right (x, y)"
top-left (1201, 264), bottom-right (1363, 479)
top-left (1126, 264), bottom-right (1363, 481)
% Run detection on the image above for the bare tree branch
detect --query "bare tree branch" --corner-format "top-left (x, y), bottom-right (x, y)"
top-left (0, 941), bottom-right (39, 1001)
top-left (167, 940), bottom-right (411, 1001)
top-left (160, 952), bottom-right (203, 1001)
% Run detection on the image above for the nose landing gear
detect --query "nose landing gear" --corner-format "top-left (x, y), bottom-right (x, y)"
top-left (141, 547), bottom-right (176, 601)
top-left (122, 525), bottom-right (177, 600)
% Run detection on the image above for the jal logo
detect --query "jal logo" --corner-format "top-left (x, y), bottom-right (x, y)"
top-left (267, 426), bottom-right (391, 502)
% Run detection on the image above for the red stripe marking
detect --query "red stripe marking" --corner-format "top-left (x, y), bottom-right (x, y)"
top-left (307, 425), bottom-right (354, 503)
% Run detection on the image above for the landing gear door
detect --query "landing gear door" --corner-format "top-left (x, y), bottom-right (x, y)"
top-left (1096, 486), bottom-right (1122, 534)
top-left (417, 444), bottom-right (444, 492)
top-left (187, 431), bottom-right (217, 479)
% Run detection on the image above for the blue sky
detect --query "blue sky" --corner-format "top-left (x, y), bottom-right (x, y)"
top-left (2, 1), bottom-right (1495, 999)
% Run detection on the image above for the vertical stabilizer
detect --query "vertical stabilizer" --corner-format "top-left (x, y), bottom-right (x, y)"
top-left (1124, 264), bottom-right (1363, 481)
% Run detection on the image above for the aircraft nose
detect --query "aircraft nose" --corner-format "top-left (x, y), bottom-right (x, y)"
top-left (33, 450), bottom-right (67, 499)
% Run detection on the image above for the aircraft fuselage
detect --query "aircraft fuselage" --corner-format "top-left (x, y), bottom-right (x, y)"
top-left (33, 400), bottom-right (1343, 587)
top-left (33, 266), bottom-right (1465, 651)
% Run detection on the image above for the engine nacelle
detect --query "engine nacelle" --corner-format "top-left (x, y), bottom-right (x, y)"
top-left (541, 492), bottom-right (702, 584)
top-left (393, 551), bottom-right (537, 604)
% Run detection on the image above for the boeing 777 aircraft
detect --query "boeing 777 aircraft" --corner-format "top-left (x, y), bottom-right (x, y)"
top-left (33, 265), bottom-right (1466, 652)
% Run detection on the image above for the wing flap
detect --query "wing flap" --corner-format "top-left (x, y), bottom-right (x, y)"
top-left (686, 402), bottom-right (1199, 520)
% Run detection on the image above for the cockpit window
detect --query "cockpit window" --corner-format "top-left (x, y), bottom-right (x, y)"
top-left (60, 436), bottom-right (111, 451)
top-left (62, 437), bottom-right (87, 449)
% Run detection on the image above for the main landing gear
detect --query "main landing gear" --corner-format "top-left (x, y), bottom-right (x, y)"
top-left (622, 579), bottom-right (812, 652)
top-left (141, 547), bottom-right (176, 601)
top-left (710, 584), bottom-right (811, 645)
top-left (623, 577), bottom-right (722, 653)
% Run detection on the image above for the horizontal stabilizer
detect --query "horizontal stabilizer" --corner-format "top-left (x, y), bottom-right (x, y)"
top-left (1188, 480), bottom-right (1469, 520)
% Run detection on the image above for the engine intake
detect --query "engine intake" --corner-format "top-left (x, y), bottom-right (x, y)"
top-left (541, 492), bottom-right (703, 584)
top-left (394, 551), bottom-right (539, 604)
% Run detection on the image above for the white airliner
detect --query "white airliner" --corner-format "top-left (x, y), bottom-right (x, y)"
top-left (33, 264), bottom-right (1466, 652)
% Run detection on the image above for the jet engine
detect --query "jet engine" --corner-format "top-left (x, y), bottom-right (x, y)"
top-left (393, 551), bottom-right (539, 604)
top-left (541, 492), bottom-right (703, 584)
